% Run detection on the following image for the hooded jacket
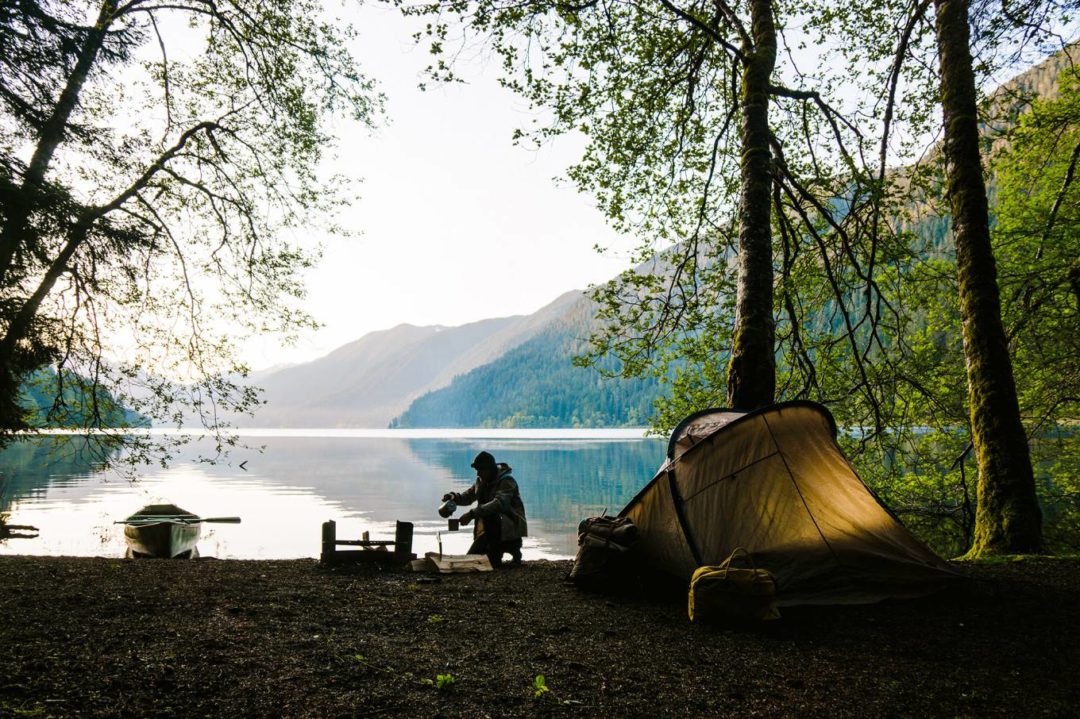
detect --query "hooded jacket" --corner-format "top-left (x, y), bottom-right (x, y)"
top-left (451, 462), bottom-right (528, 541)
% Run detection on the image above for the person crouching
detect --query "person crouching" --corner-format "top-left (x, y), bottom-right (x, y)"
top-left (442, 451), bottom-right (527, 567)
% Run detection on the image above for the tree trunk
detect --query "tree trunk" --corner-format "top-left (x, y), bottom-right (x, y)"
top-left (726, 0), bottom-right (777, 410)
top-left (0, 1), bottom-right (117, 434)
top-left (0, 215), bottom-right (94, 432)
top-left (933, 0), bottom-right (1043, 555)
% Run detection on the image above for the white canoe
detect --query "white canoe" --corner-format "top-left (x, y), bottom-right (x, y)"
top-left (122, 503), bottom-right (201, 559)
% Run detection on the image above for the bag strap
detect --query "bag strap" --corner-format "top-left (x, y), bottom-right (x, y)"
top-left (719, 547), bottom-right (757, 570)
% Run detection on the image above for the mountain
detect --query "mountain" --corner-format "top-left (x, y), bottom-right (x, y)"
top-left (392, 294), bottom-right (665, 428)
top-left (18, 368), bottom-right (149, 429)
top-left (243, 291), bottom-right (596, 426)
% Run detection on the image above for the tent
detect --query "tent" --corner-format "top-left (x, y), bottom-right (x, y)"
top-left (619, 401), bottom-right (959, 605)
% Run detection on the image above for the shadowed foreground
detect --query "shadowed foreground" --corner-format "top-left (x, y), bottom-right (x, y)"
top-left (0, 556), bottom-right (1077, 717)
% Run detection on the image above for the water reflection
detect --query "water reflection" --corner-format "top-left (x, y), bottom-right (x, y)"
top-left (0, 435), bottom-right (120, 506)
top-left (0, 434), bottom-right (665, 559)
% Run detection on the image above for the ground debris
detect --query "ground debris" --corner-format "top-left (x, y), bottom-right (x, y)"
top-left (0, 556), bottom-right (1077, 717)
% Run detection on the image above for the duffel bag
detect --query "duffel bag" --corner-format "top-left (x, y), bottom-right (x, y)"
top-left (688, 548), bottom-right (780, 622)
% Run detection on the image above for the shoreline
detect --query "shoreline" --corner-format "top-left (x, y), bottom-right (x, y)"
top-left (20, 427), bottom-right (658, 439)
top-left (2, 555), bottom-right (1078, 717)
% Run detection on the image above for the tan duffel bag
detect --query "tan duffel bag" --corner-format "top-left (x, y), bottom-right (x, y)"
top-left (688, 548), bottom-right (781, 622)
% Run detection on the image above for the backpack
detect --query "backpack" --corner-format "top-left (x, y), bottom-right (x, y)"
top-left (568, 515), bottom-right (639, 586)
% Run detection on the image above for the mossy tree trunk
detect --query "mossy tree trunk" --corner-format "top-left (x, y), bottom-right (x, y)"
top-left (933, 0), bottom-right (1043, 555)
top-left (726, 0), bottom-right (777, 411)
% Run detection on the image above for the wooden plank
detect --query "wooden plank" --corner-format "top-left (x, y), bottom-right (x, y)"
top-left (324, 550), bottom-right (417, 565)
top-left (320, 519), bottom-right (417, 565)
top-left (421, 552), bottom-right (494, 573)
top-left (334, 539), bottom-right (396, 546)
top-left (395, 521), bottom-right (414, 556)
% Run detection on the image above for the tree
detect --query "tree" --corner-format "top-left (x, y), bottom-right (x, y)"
top-left (0, 1), bottom-right (380, 452)
top-left (407, 0), bottom-right (1071, 552)
top-left (802, 0), bottom-right (1074, 554)
top-left (727, 0), bottom-right (778, 409)
top-left (403, 0), bottom-right (875, 412)
top-left (931, 0), bottom-right (1043, 554)
top-left (989, 63), bottom-right (1080, 551)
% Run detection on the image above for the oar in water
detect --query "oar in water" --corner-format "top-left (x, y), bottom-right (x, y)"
top-left (115, 516), bottom-right (242, 525)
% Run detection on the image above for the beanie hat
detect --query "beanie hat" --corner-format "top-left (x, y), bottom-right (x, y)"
top-left (470, 451), bottom-right (497, 470)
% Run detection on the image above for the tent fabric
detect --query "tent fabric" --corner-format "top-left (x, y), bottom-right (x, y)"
top-left (621, 401), bottom-right (959, 605)
top-left (667, 408), bottom-right (748, 462)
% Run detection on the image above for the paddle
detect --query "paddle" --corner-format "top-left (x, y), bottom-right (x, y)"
top-left (115, 516), bottom-right (242, 525)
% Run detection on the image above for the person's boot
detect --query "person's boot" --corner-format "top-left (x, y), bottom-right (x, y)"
top-left (510, 549), bottom-right (522, 566)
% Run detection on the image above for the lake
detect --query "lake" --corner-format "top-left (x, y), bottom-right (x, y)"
top-left (0, 430), bottom-right (666, 560)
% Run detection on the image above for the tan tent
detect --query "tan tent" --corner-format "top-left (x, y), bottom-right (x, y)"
top-left (620, 401), bottom-right (959, 605)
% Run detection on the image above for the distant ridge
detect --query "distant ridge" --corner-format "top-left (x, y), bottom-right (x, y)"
top-left (242, 291), bottom-right (587, 426)
top-left (391, 298), bottom-right (664, 429)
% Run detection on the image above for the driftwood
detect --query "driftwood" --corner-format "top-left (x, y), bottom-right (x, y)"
top-left (0, 524), bottom-right (39, 539)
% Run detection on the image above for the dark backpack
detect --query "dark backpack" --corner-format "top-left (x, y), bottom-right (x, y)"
top-left (568, 515), bottom-right (639, 586)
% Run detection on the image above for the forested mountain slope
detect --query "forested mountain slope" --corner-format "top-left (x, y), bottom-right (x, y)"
top-left (392, 297), bottom-right (665, 428)
top-left (18, 368), bottom-right (147, 429)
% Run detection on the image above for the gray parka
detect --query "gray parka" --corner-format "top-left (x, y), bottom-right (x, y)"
top-left (450, 463), bottom-right (528, 541)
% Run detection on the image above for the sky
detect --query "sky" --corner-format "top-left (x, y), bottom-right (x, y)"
top-left (225, 4), bottom-right (1078, 373)
top-left (243, 4), bottom-right (638, 370)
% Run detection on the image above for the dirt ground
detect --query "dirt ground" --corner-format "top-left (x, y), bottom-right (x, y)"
top-left (0, 555), bottom-right (1077, 718)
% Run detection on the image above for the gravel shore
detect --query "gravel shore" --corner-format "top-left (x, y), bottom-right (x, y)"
top-left (1, 555), bottom-right (1077, 718)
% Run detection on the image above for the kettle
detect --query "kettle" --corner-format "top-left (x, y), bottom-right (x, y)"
top-left (438, 499), bottom-right (457, 518)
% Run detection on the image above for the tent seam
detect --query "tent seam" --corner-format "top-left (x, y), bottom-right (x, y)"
top-left (761, 413), bottom-right (845, 570)
top-left (681, 450), bottom-right (782, 503)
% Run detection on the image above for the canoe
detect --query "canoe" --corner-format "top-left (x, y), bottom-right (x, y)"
top-left (122, 503), bottom-right (201, 559)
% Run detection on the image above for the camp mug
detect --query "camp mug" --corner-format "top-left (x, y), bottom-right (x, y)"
top-left (448, 518), bottom-right (460, 532)
top-left (438, 499), bottom-right (457, 518)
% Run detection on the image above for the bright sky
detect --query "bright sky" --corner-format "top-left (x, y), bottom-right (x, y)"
top-left (243, 4), bottom-right (637, 370)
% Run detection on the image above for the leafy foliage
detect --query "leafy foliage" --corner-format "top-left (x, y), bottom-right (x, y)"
top-left (0, 1), bottom-right (381, 463)
top-left (989, 66), bottom-right (1080, 550)
top-left (394, 0), bottom-right (1079, 552)
top-left (400, 1), bottom-right (886, 412)
top-left (837, 64), bottom-right (1080, 554)
top-left (993, 67), bottom-right (1080, 434)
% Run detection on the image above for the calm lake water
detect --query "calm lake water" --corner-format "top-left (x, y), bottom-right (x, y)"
top-left (0, 430), bottom-right (665, 560)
